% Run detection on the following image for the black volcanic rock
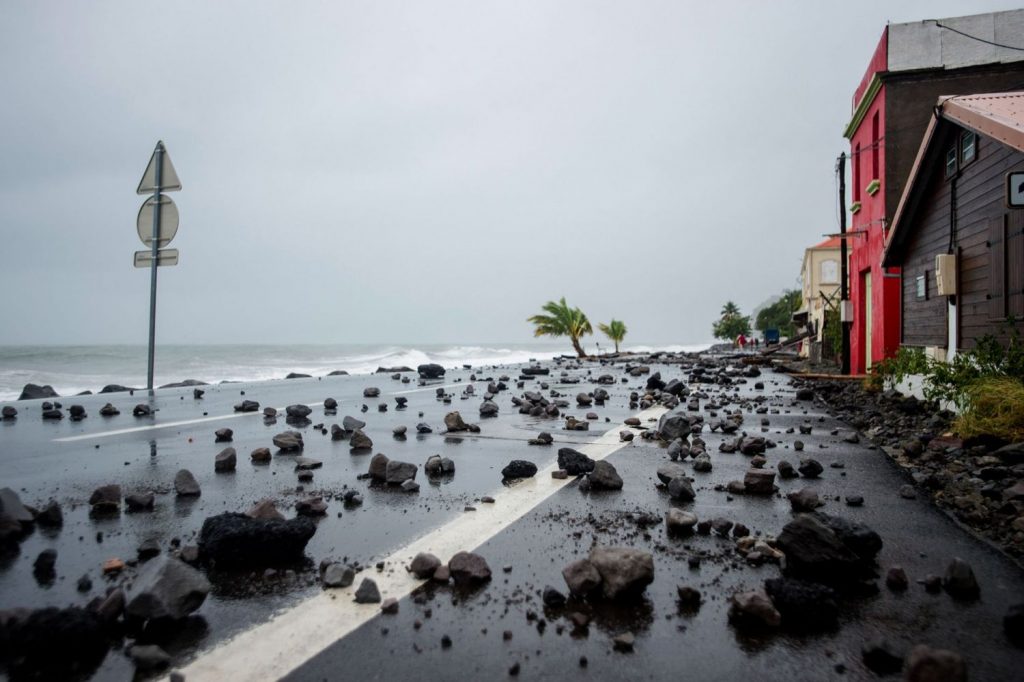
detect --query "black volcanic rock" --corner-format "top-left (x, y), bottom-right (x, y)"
top-left (198, 513), bottom-right (317, 566)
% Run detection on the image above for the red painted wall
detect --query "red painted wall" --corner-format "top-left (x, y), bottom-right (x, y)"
top-left (847, 27), bottom-right (900, 374)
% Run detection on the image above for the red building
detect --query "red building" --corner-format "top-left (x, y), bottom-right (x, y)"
top-left (843, 10), bottom-right (1024, 373)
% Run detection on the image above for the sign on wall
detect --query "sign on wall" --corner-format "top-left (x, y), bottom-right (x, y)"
top-left (1009, 171), bottom-right (1024, 208)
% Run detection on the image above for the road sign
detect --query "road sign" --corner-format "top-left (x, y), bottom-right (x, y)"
top-left (137, 195), bottom-right (179, 247)
top-left (134, 248), bottom-right (179, 268)
top-left (137, 141), bottom-right (181, 195)
top-left (1009, 171), bottom-right (1024, 208)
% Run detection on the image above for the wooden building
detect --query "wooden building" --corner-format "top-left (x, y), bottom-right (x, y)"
top-left (882, 92), bottom-right (1024, 358)
top-left (843, 10), bottom-right (1024, 372)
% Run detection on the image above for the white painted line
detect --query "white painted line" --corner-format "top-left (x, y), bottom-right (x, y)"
top-left (391, 381), bottom-right (480, 395)
top-left (52, 411), bottom-right (260, 443)
top-left (175, 405), bottom-right (667, 682)
top-left (53, 398), bottom-right (325, 443)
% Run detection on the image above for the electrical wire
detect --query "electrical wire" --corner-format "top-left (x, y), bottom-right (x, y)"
top-left (931, 20), bottom-right (1024, 52)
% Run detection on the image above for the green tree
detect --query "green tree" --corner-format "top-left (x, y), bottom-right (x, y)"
top-left (712, 300), bottom-right (751, 341)
top-left (597, 319), bottom-right (628, 353)
top-left (755, 290), bottom-right (802, 337)
top-left (528, 297), bottom-right (593, 358)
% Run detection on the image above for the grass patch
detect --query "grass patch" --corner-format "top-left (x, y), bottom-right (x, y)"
top-left (955, 377), bottom-right (1024, 442)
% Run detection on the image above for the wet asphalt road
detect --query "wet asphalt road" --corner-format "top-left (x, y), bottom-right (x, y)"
top-left (1, 359), bottom-right (1023, 681)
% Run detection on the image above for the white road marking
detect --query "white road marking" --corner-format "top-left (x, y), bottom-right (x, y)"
top-left (52, 412), bottom-right (260, 442)
top-left (174, 405), bottom-right (667, 682)
top-left (391, 381), bottom-right (479, 395)
top-left (53, 398), bottom-right (324, 443)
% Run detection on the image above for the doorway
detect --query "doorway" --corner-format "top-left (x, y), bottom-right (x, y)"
top-left (863, 270), bottom-right (873, 370)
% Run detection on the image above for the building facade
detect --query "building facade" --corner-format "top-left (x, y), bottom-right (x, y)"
top-left (796, 237), bottom-right (842, 357)
top-left (883, 92), bottom-right (1024, 355)
top-left (844, 10), bottom-right (1024, 373)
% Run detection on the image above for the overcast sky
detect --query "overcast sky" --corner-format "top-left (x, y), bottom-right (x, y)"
top-left (0, 0), bottom-right (1017, 346)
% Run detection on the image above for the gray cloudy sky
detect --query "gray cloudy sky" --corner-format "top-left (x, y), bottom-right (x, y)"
top-left (0, 0), bottom-right (1016, 346)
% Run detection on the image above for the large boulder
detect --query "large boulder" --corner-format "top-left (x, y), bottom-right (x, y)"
top-left (214, 447), bottom-right (237, 473)
top-left (443, 411), bottom-right (469, 432)
top-left (89, 484), bottom-right (122, 513)
top-left (657, 413), bottom-right (690, 441)
top-left (562, 558), bottom-right (603, 596)
top-left (667, 477), bottom-right (695, 501)
top-left (408, 553), bottom-right (442, 579)
top-left (775, 513), bottom-right (880, 584)
top-left (18, 384), bottom-right (59, 400)
top-left (763, 577), bottom-right (838, 630)
top-left (272, 431), bottom-right (304, 452)
top-left (126, 556), bottom-right (211, 621)
top-left (174, 469), bottom-right (201, 497)
top-left (588, 547), bottom-right (654, 599)
top-left (285, 404), bottom-right (312, 419)
top-left (943, 557), bottom-right (980, 599)
top-left (729, 590), bottom-right (781, 629)
top-left (743, 469), bottom-right (776, 495)
top-left (385, 460), bottom-right (417, 484)
top-left (588, 461), bottom-right (623, 490)
top-left (369, 453), bottom-right (390, 481)
top-left (905, 645), bottom-right (968, 682)
top-left (448, 551), bottom-right (491, 584)
top-left (197, 513), bottom-right (317, 566)
top-left (0, 488), bottom-right (35, 526)
top-left (350, 430), bottom-right (373, 451)
top-left (557, 448), bottom-right (595, 476)
top-left (418, 364), bottom-right (446, 379)
top-left (0, 607), bottom-right (108, 679)
top-left (501, 460), bottom-right (537, 480)
top-left (343, 415), bottom-right (366, 431)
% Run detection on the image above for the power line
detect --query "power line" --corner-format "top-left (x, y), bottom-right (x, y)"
top-left (931, 20), bottom-right (1024, 52)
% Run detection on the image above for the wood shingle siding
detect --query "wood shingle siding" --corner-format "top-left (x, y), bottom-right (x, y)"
top-left (895, 127), bottom-right (1024, 349)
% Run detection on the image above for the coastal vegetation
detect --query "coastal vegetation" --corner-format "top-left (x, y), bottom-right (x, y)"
top-left (711, 301), bottom-right (751, 341)
top-left (755, 290), bottom-right (802, 337)
top-left (870, 323), bottom-right (1024, 441)
top-left (598, 319), bottom-right (628, 353)
top-left (527, 298), bottom-right (593, 358)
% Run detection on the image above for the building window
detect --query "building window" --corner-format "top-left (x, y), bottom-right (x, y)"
top-left (821, 259), bottom-right (838, 285)
top-left (961, 130), bottom-right (977, 166)
top-left (853, 143), bottom-right (861, 201)
top-left (945, 146), bottom-right (957, 179)
top-left (871, 111), bottom-right (880, 180)
top-left (916, 272), bottom-right (928, 300)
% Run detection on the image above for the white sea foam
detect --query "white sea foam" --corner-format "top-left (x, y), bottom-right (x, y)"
top-left (0, 341), bottom-right (712, 402)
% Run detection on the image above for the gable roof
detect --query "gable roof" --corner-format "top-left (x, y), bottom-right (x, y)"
top-left (811, 236), bottom-right (843, 250)
top-left (882, 91), bottom-right (1024, 267)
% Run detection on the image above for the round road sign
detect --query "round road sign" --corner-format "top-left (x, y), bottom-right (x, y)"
top-left (137, 195), bottom-right (179, 248)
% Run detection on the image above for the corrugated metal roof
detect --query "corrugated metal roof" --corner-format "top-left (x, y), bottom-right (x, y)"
top-left (944, 92), bottom-right (1024, 151)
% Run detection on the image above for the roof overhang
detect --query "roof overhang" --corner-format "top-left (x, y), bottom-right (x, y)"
top-left (882, 92), bottom-right (1024, 267)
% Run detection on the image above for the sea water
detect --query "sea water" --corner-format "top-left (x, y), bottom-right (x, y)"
top-left (0, 342), bottom-right (712, 401)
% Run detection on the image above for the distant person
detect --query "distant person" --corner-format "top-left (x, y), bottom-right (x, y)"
top-left (737, 334), bottom-right (747, 351)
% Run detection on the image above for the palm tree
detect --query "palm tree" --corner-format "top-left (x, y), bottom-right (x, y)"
top-left (721, 301), bottom-right (741, 318)
top-left (528, 298), bottom-right (593, 358)
top-left (598, 319), bottom-right (627, 354)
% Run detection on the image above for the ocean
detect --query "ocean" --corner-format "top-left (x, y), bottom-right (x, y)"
top-left (0, 342), bottom-right (712, 401)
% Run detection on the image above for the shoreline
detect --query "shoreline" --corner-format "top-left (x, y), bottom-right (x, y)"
top-left (0, 342), bottom-right (718, 402)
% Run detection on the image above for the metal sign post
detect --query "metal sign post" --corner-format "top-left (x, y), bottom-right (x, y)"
top-left (135, 141), bottom-right (181, 391)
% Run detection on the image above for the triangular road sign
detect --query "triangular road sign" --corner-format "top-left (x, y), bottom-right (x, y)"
top-left (137, 141), bottom-right (182, 195)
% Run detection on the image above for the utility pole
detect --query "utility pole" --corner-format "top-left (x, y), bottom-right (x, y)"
top-left (838, 152), bottom-right (851, 375)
